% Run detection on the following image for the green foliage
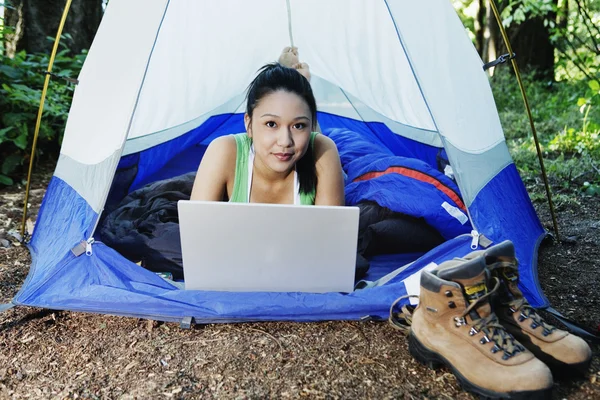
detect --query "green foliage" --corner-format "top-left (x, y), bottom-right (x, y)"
top-left (547, 78), bottom-right (600, 157)
top-left (498, 0), bottom-right (600, 81)
top-left (500, 0), bottom-right (557, 26)
top-left (582, 181), bottom-right (600, 196)
top-left (0, 41), bottom-right (86, 186)
top-left (493, 70), bottom-right (600, 200)
top-left (452, 0), bottom-right (478, 41)
top-left (491, 71), bottom-right (599, 138)
top-left (549, 128), bottom-right (599, 156)
top-left (454, 1), bottom-right (600, 81)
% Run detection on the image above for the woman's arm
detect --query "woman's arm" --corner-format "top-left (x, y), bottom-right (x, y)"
top-left (314, 134), bottom-right (345, 206)
top-left (190, 135), bottom-right (235, 201)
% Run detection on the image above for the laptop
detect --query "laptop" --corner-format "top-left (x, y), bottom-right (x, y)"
top-left (177, 201), bottom-right (359, 293)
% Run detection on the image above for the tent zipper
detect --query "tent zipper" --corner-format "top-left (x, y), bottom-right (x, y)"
top-left (463, 201), bottom-right (491, 249)
top-left (85, 237), bottom-right (95, 256)
top-left (70, 237), bottom-right (96, 257)
top-left (470, 230), bottom-right (480, 250)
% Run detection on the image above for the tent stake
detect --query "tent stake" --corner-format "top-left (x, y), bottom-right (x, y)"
top-left (487, 0), bottom-right (560, 241)
top-left (20, 0), bottom-right (74, 238)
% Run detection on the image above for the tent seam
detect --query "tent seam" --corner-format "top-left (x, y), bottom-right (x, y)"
top-left (125, 97), bottom-right (246, 156)
top-left (125, 94), bottom-right (247, 145)
top-left (339, 88), bottom-right (390, 145)
top-left (336, 83), bottom-right (439, 135)
top-left (382, 0), bottom-right (440, 133)
top-left (464, 157), bottom-right (513, 206)
top-left (88, 0), bottom-right (171, 237)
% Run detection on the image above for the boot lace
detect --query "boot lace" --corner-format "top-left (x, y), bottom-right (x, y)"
top-left (506, 298), bottom-right (556, 336)
top-left (459, 278), bottom-right (525, 359)
top-left (388, 295), bottom-right (419, 334)
top-left (495, 262), bottom-right (557, 336)
top-left (389, 280), bottom-right (526, 359)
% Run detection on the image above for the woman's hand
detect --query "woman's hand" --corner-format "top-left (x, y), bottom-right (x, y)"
top-left (190, 136), bottom-right (235, 201)
top-left (314, 135), bottom-right (345, 206)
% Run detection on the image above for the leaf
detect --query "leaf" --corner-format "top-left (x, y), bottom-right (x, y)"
top-left (0, 126), bottom-right (14, 139)
top-left (514, 8), bottom-right (527, 24)
top-left (589, 80), bottom-right (600, 92)
top-left (1, 154), bottom-right (22, 175)
top-left (2, 113), bottom-right (34, 127)
top-left (14, 133), bottom-right (28, 150)
top-left (585, 185), bottom-right (600, 196)
top-left (11, 83), bottom-right (32, 92)
top-left (0, 174), bottom-right (14, 186)
top-left (577, 97), bottom-right (588, 107)
top-left (0, 65), bottom-right (21, 80)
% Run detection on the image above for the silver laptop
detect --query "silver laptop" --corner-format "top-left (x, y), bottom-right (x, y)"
top-left (178, 201), bottom-right (359, 293)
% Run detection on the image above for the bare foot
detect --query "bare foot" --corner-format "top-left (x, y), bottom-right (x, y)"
top-left (293, 62), bottom-right (311, 82)
top-left (278, 47), bottom-right (311, 82)
top-left (278, 46), bottom-right (299, 68)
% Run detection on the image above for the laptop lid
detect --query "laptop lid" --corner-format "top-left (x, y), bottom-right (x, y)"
top-left (178, 201), bottom-right (359, 293)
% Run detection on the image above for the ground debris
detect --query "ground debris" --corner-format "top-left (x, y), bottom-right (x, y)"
top-left (0, 165), bottom-right (598, 399)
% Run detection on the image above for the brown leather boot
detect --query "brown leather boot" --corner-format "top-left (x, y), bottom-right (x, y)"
top-left (467, 240), bottom-right (592, 378)
top-left (409, 256), bottom-right (553, 399)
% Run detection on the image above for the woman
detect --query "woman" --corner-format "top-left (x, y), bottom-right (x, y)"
top-left (190, 51), bottom-right (345, 206)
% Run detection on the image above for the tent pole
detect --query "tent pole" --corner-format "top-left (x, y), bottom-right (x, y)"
top-left (487, 0), bottom-right (560, 241)
top-left (20, 0), bottom-right (74, 239)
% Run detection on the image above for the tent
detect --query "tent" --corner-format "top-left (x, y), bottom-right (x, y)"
top-left (4, 0), bottom-right (548, 324)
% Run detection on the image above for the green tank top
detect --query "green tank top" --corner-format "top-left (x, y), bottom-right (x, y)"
top-left (230, 132), bottom-right (318, 205)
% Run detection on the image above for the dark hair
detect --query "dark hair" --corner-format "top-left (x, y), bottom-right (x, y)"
top-left (246, 63), bottom-right (317, 196)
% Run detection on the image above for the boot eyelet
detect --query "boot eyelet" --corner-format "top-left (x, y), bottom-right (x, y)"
top-left (491, 345), bottom-right (500, 354)
top-left (454, 317), bottom-right (466, 327)
top-left (448, 301), bottom-right (456, 309)
top-left (479, 336), bottom-right (490, 344)
top-left (530, 321), bottom-right (539, 329)
top-left (502, 353), bottom-right (510, 360)
top-left (445, 290), bottom-right (453, 297)
top-left (518, 312), bottom-right (528, 322)
top-left (509, 307), bottom-right (517, 313)
top-left (469, 327), bottom-right (478, 336)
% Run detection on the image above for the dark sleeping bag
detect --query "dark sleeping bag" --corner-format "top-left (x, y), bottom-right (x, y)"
top-left (99, 172), bottom-right (196, 280)
top-left (357, 201), bottom-right (444, 257)
top-left (99, 172), bottom-right (371, 282)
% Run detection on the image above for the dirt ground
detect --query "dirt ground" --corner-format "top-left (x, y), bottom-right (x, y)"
top-left (0, 167), bottom-right (598, 399)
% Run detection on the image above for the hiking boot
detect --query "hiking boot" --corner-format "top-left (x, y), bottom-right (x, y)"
top-left (409, 256), bottom-right (553, 399)
top-left (465, 241), bottom-right (592, 378)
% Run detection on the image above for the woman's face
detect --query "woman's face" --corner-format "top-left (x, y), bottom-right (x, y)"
top-left (245, 90), bottom-right (313, 175)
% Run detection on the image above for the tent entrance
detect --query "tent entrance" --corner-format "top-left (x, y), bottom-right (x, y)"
top-left (94, 112), bottom-right (471, 288)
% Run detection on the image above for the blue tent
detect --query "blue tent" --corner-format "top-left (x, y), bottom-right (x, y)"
top-left (5, 0), bottom-right (548, 324)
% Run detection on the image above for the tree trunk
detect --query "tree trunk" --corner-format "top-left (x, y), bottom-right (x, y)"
top-left (499, 2), bottom-right (558, 81)
top-left (475, 0), bottom-right (486, 55)
top-left (4, 0), bottom-right (103, 56)
top-left (3, 0), bottom-right (24, 57)
top-left (483, 0), bottom-right (500, 69)
top-left (504, 17), bottom-right (555, 80)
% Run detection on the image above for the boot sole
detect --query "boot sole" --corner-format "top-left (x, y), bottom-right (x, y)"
top-left (505, 329), bottom-right (592, 379)
top-left (544, 357), bottom-right (591, 380)
top-left (408, 332), bottom-right (553, 400)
